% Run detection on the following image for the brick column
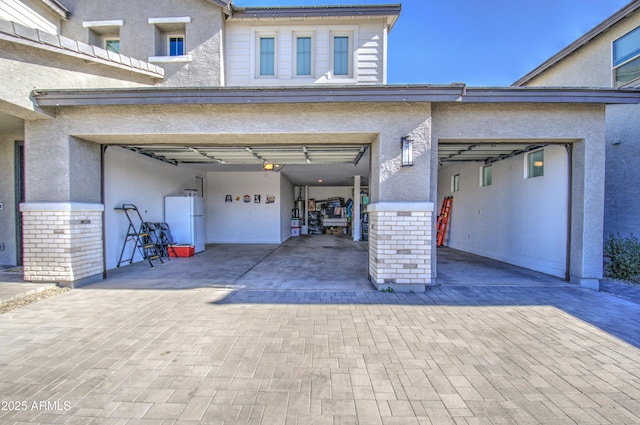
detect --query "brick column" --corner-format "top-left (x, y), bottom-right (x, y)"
top-left (20, 202), bottom-right (104, 287)
top-left (367, 202), bottom-right (434, 292)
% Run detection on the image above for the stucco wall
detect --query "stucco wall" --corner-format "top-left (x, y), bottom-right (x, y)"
top-left (604, 102), bottom-right (640, 237)
top-left (28, 102), bottom-right (434, 206)
top-left (437, 145), bottom-right (569, 277)
top-left (104, 146), bottom-right (204, 270)
top-left (24, 119), bottom-right (102, 203)
top-left (0, 39), bottom-right (157, 119)
top-left (59, 0), bottom-right (225, 87)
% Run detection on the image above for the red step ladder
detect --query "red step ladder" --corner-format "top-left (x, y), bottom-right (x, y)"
top-left (436, 196), bottom-right (453, 247)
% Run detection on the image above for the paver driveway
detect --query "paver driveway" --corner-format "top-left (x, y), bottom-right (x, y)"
top-left (1, 285), bottom-right (639, 424)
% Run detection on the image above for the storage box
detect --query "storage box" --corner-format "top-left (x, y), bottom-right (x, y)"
top-left (168, 244), bottom-right (195, 257)
top-left (290, 218), bottom-right (300, 227)
top-left (291, 227), bottom-right (300, 236)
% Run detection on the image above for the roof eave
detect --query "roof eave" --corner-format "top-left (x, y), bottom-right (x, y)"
top-left (31, 86), bottom-right (640, 108)
top-left (229, 4), bottom-right (401, 29)
top-left (513, 1), bottom-right (640, 86)
top-left (208, 0), bottom-right (232, 16)
top-left (40, 0), bottom-right (71, 20)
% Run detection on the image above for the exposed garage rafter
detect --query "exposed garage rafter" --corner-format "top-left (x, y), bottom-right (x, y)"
top-left (438, 143), bottom-right (548, 165)
top-left (118, 144), bottom-right (369, 167)
top-left (122, 146), bottom-right (178, 166)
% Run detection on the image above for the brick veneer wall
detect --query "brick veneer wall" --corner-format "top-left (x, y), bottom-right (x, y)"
top-left (367, 202), bottom-right (434, 292)
top-left (20, 203), bottom-right (104, 286)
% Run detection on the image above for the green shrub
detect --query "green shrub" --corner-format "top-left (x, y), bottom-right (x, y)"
top-left (604, 233), bottom-right (640, 281)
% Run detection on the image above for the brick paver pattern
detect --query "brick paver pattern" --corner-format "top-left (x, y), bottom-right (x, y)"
top-left (1, 286), bottom-right (639, 424)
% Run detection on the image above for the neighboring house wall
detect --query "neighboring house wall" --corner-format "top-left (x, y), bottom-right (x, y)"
top-left (59, 0), bottom-right (225, 86)
top-left (519, 7), bottom-right (640, 238)
top-left (0, 0), bottom-right (62, 34)
top-left (437, 145), bottom-right (569, 278)
top-left (104, 146), bottom-right (204, 270)
top-left (603, 102), bottom-right (640, 237)
top-left (225, 20), bottom-right (387, 86)
top-left (523, 9), bottom-right (640, 87)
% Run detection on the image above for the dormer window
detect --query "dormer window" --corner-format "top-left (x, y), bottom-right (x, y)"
top-left (148, 17), bottom-right (192, 63)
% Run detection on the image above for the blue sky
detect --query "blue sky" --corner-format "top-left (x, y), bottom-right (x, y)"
top-left (234, 0), bottom-right (632, 86)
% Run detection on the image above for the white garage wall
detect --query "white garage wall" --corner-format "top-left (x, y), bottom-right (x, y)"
top-left (437, 145), bottom-right (569, 278)
top-left (206, 171), bottom-right (289, 243)
top-left (104, 147), bottom-right (203, 270)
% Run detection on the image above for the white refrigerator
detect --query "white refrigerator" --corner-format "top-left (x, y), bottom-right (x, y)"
top-left (164, 196), bottom-right (205, 253)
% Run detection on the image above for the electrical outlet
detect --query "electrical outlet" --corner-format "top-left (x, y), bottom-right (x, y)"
top-left (0, 243), bottom-right (4, 251)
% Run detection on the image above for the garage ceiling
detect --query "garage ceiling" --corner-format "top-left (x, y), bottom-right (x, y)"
top-left (438, 143), bottom-right (547, 164)
top-left (121, 144), bottom-right (370, 187)
top-left (123, 144), bottom-right (368, 166)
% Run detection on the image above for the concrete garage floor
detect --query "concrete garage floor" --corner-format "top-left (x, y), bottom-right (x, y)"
top-left (90, 237), bottom-right (566, 291)
top-left (435, 247), bottom-right (567, 287)
top-left (92, 235), bottom-right (373, 291)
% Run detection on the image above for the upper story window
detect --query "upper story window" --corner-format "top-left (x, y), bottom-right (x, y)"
top-left (613, 26), bottom-right (640, 87)
top-left (169, 36), bottom-right (185, 56)
top-left (83, 20), bottom-right (123, 54)
top-left (148, 17), bottom-right (192, 63)
top-left (259, 36), bottom-right (275, 76)
top-left (296, 36), bottom-right (312, 76)
top-left (333, 34), bottom-right (350, 76)
top-left (104, 38), bottom-right (120, 53)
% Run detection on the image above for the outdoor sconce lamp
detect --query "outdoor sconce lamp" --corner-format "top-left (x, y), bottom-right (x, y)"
top-left (401, 136), bottom-right (414, 167)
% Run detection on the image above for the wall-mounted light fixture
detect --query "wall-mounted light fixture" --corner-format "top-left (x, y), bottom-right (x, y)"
top-left (263, 163), bottom-right (274, 171)
top-left (401, 136), bottom-right (414, 167)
